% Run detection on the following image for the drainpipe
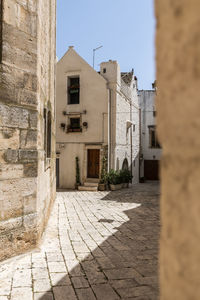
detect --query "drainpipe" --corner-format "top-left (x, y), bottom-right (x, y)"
top-left (108, 88), bottom-right (112, 171)
top-left (130, 101), bottom-right (133, 183)
top-left (139, 108), bottom-right (142, 181)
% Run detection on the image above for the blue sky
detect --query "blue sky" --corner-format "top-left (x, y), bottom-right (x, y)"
top-left (56, 0), bottom-right (156, 90)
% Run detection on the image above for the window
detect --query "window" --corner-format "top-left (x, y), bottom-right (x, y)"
top-left (153, 107), bottom-right (156, 117)
top-left (70, 118), bottom-right (80, 129)
top-left (103, 68), bottom-right (106, 73)
top-left (68, 77), bottom-right (80, 104)
top-left (67, 117), bottom-right (82, 132)
top-left (149, 126), bottom-right (161, 148)
top-left (47, 111), bottom-right (52, 157)
top-left (44, 108), bottom-right (52, 158)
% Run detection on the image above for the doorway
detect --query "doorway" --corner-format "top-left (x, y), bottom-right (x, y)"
top-left (56, 158), bottom-right (60, 188)
top-left (144, 160), bottom-right (159, 180)
top-left (87, 149), bottom-right (100, 178)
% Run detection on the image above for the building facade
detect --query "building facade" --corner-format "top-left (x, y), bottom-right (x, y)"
top-left (138, 89), bottom-right (162, 180)
top-left (56, 47), bottom-right (139, 189)
top-left (0, 0), bottom-right (56, 261)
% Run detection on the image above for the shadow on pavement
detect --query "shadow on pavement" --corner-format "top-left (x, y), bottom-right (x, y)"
top-left (39, 184), bottom-right (160, 300)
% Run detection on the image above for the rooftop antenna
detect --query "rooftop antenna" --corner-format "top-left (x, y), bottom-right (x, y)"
top-left (93, 45), bottom-right (103, 69)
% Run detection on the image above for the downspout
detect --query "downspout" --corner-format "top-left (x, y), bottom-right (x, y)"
top-left (139, 108), bottom-right (142, 181)
top-left (108, 88), bottom-right (112, 171)
top-left (130, 101), bottom-right (133, 183)
top-left (102, 112), bottom-right (105, 143)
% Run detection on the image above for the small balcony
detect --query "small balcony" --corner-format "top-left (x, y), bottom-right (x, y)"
top-left (67, 125), bottom-right (82, 133)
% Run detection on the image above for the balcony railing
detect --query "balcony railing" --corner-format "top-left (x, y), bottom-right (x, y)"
top-left (67, 126), bottom-right (82, 133)
top-left (68, 85), bottom-right (80, 94)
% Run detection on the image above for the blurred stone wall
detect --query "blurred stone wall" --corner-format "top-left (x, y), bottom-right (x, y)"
top-left (156, 0), bottom-right (200, 298)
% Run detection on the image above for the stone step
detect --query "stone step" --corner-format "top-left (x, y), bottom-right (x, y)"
top-left (85, 178), bottom-right (99, 182)
top-left (78, 185), bottom-right (98, 192)
top-left (84, 182), bottom-right (99, 187)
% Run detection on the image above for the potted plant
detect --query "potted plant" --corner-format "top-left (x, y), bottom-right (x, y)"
top-left (140, 177), bottom-right (146, 183)
top-left (98, 156), bottom-right (107, 191)
top-left (75, 156), bottom-right (81, 189)
top-left (120, 169), bottom-right (133, 188)
top-left (107, 169), bottom-right (122, 191)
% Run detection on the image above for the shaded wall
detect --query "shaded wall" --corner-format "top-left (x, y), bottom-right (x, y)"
top-left (156, 0), bottom-right (200, 298)
top-left (0, 0), bottom-right (56, 261)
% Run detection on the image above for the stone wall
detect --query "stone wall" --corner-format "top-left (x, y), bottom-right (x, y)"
top-left (156, 0), bottom-right (200, 298)
top-left (115, 79), bottom-right (140, 183)
top-left (100, 60), bottom-right (140, 182)
top-left (0, 0), bottom-right (56, 261)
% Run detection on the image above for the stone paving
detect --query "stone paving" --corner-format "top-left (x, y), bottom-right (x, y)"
top-left (0, 182), bottom-right (160, 300)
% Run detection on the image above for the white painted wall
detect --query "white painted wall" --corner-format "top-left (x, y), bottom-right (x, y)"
top-left (100, 61), bottom-right (140, 184)
top-left (138, 90), bottom-right (162, 177)
top-left (56, 49), bottom-right (140, 188)
top-left (56, 47), bottom-right (108, 189)
top-left (131, 83), bottom-right (140, 184)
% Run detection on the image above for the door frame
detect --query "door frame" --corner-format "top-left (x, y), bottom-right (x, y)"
top-left (144, 159), bottom-right (160, 180)
top-left (87, 149), bottom-right (100, 178)
top-left (83, 144), bottom-right (103, 182)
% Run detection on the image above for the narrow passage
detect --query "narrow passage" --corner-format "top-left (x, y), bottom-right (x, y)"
top-left (0, 182), bottom-right (159, 300)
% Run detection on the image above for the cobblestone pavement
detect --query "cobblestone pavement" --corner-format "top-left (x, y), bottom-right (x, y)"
top-left (0, 182), bottom-right (160, 300)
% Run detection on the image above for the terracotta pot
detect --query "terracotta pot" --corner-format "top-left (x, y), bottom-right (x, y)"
top-left (98, 183), bottom-right (105, 191)
top-left (75, 183), bottom-right (79, 190)
top-left (110, 184), bottom-right (122, 191)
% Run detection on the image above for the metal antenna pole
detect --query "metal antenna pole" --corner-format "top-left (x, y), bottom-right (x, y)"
top-left (93, 49), bottom-right (95, 68)
top-left (92, 45), bottom-right (103, 69)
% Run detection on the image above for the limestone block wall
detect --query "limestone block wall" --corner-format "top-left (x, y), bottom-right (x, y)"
top-left (131, 96), bottom-right (140, 184)
top-left (115, 90), bottom-right (132, 169)
top-left (156, 0), bottom-right (200, 298)
top-left (0, 0), bottom-right (56, 261)
top-left (100, 61), bottom-right (140, 182)
top-left (115, 80), bottom-right (139, 183)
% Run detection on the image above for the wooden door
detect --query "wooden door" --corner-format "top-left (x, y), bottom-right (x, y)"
top-left (87, 149), bottom-right (100, 178)
top-left (144, 160), bottom-right (159, 180)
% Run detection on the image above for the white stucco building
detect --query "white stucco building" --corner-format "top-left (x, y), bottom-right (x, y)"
top-left (56, 47), bottom-right (139, 189)
top-left (138, 89), bottom-right (162, 180)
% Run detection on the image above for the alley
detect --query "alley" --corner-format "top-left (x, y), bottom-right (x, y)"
top-left (0, 183), bottom-right (160, 300)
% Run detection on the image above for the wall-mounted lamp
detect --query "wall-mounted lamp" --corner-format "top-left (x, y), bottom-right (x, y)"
top-left (83, 122), bottom-right (88, 128)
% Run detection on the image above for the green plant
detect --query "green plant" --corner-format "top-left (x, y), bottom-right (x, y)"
top-left (99, 156), bottom-right (107, 184)
top-left (120, 169), bottom-right (133, 183)
top-left (107, 169), bottom-right (122, 185)
top-left (75, 156), bottom-right (80, 184)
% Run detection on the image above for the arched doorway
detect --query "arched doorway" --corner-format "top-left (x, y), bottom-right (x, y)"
top-left (122, 158), bottom-right (129, 170)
